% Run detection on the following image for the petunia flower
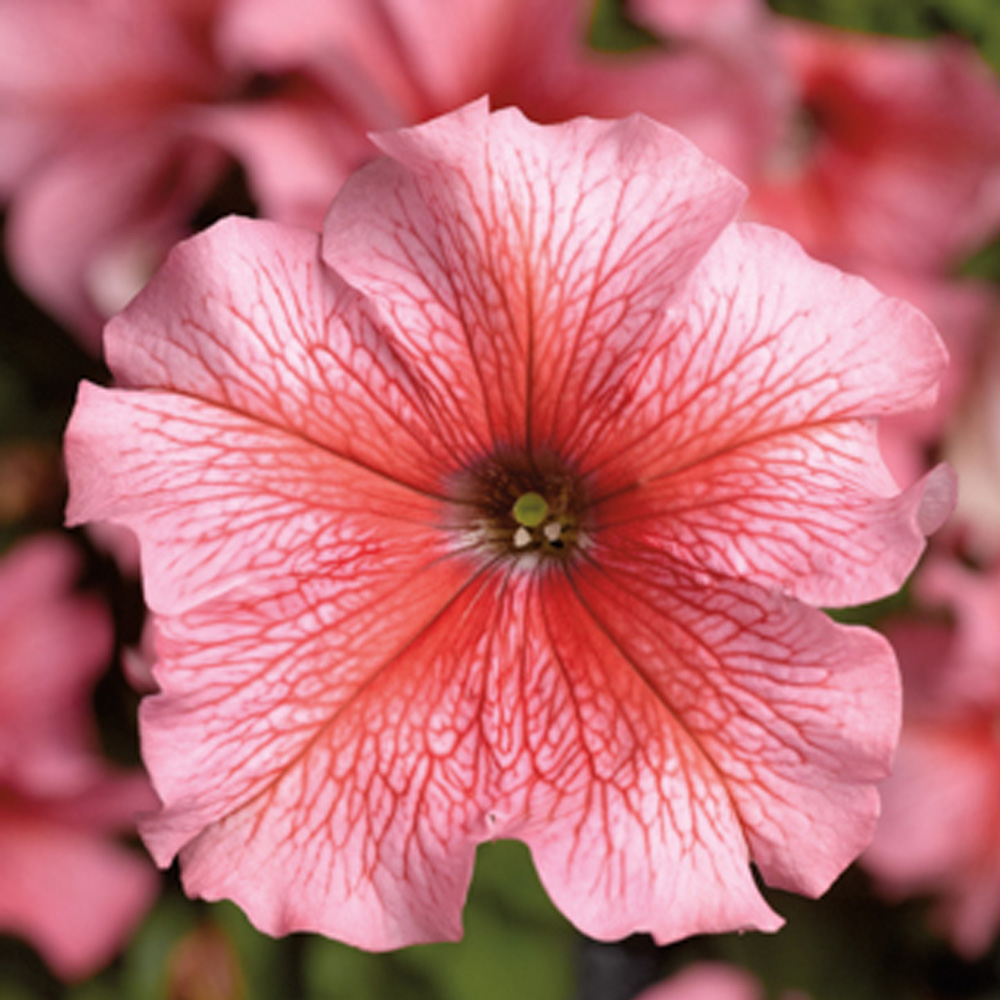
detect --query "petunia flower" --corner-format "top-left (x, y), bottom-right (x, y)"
top-left (747, 21), bottom-right (1000, 276)
top-left (65, 102), bottom-right (951, 950)
top-left (0, 534), bottom-right (158, 979)
top-left (864, 559), bottom-right (1000, 957)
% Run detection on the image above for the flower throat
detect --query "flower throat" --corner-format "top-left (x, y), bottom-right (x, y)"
top-left (455, 450), bottom-right (588, 560)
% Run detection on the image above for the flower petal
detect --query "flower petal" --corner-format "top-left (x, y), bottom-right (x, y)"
top-left (6, 127), bottom-right (221, 343)
top-left (65, 385), bottom-right (451, 617)
top-left (0, 535), bottom-right (112, 791)
top-left (563, 542), bottom-right (899, 901)
top-left (136, 553), bottom-right (781, 947)
top-left (103, 217), bottom-right (459, 488)
top-left (322, 101), bottom-right (746, 457)
top-left (587, 222), bottom-right (952, 607)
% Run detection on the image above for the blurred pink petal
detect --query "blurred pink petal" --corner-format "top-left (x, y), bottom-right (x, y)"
top-left (0, 0), bottom-right (357, 340)
top-left (870, 275), bottom-right (998, 489)
top-left (66, 104), bottom-right (948, 949)
top-left (1, 0), bottom-right (786, 342)
top-left (641, 963), bottom-right (812, 1000)
top-left (638, 962), bottom-right (812, 1000)
top-left (748, 22), bottom-right (1000, 275)
top-left (0, 534), bottom-right (158, 977)
top-left (190, 97), bottom-right (370, 230)
top-left (0, 789), bottom-right (158, 981)
top-left (0, 534), bottom-right (111, 789)
top-left (7, 127), bottom-right (223, 349)
top-left (944, 314), bottom-right (1000, 561)
top-left (221, 0), bottom-right (786, 177)
top-left (865, 560), bottom-right (1000, 956)
top-left (636, 962), bottom-right (764, 1000)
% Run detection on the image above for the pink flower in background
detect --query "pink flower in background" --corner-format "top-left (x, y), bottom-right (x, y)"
top-left (635, 961), bottom-right (810, 1000)
top-left (864, 560), bottom-right (1000, 956)
top-left (226, 0), bottom-right (785, 179)
top-left (0, 0), bottom-right (369, 344)
top-left (943, 314), bottom-right (1000, 562)
top-left (635, 962), bottom-right (764, 1000)
top-left (747, 21), bottom-right (1000, 275)
top-left (0, 0), bottom-right (783, 345)
top-left (870, 276), bottom-right (997, 489)
top-left (0, 534), bottom-right (158, 979)
top-left (66, 103), bottom-right (950, 950)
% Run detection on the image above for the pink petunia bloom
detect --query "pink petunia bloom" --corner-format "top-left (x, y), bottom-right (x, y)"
top-left (0, 534), bottom-right (158, 979)
top-left (746, 21), bottom-right (1000, 276)
top-left (0, 0), bottom-right (783, 345)
top-left (864, 559), bottom-right (1000, 957)
top-left (65, 103), bottom-right (951, 950)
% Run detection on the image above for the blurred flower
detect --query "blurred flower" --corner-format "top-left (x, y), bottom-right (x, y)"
top-left (0, 0), bottom-right (783, 346)
top-left (226, 0), bottom-right (786, 178)
top-left (635, 960), bottom-right (810, 1000)
top-left (166, 923), bottom-right (246, 1000)
top-left (0, 440), bottom-right (64, 526)
top-left (942, 312), bottom-right (1000, 562)
top-left (66, 103), bottom-right (950, 950)
top-left (747, 20), bottom-right (1000, 276)
top-left (0, 0), bottom-right (369, 344)
top-left (864, 559), bottom-right (1000, 957)
top-left (635, 961), bottom-right (763, 1000)
top-left (871, 276), bottom-right (998, 489)
top-left (0, 533), bottom-right (158, 979)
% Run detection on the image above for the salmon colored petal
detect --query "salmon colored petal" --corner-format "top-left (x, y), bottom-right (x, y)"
top-left (323, 102), bottom-right (746, 455)
top-left (65, 386), bottom-right (451, 618)
top-left (563, 544), bottom-right (898, 900)
top-left (588, 223), bottom-right (952, 608)
top-left (137, 560), bottom-right (779, 947)
top-left (67, 384), bottom-right (895, 944)
top-left (103, 217), bottom-right (458, 488)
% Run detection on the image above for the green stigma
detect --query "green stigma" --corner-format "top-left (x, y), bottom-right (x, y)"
top-left (512, 491), bottom-right (549, 528)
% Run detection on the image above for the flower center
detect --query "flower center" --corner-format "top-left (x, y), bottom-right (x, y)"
top-left (452, 450), bottom-right (589, 561)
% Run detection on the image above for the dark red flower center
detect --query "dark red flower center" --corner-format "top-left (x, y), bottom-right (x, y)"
top-left (452, 450), bottom-right (590, 560)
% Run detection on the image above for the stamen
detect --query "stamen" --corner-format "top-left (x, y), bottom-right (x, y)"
top-left (513, 526), bottom-right (533, 549)
top-left (543, 521), bottom-right (562, 543)
top-left (450, 450), bottom-right (588, 560)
